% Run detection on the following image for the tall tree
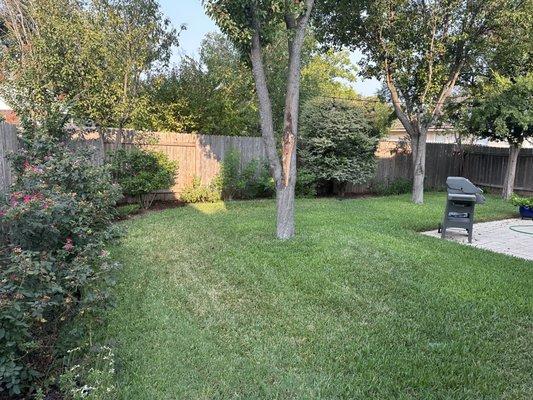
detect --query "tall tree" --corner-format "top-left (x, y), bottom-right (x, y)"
top-left (315, 0), bottom-right (510, 203)
top-left (471, 74), bottom-right (532, 199)
top-left (91, 0), bottom-right (179, 132)
top-left (204, 0), bottom-right (315, 239)
top-left (0, 0), bottom-right (179, 131)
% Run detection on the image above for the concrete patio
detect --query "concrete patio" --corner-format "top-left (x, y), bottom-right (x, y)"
top-left (423, 218), bottom-right (533, 261)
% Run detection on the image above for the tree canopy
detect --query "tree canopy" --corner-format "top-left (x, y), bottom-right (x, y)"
top-left (471, 73), bottom-right (532, 146)
top-left (314, 0), bottom-right (516, 204)
top-left (0, 0), bottom-right (179, 129)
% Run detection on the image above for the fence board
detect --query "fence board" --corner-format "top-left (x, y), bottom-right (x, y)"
top-left (103, 131), bottom-right (267, 200)
top-left (0, 123), bottom-right (18, 197)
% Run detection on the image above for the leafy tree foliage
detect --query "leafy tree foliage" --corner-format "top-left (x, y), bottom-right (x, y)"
top-left (484, 0), bottom-right (532, 79)
top-left (133, 31), bottom-right (363, 136)
top-left (315, 0), bottom-right (513, 204)
top-left (471, 73), bottom-right (533, 199)
top-left (133, 33), bottom-right (257, 135)
top-left (0, 0), bottom-right (179, 130)
top-left (300, 98), bottom-right (382, 193)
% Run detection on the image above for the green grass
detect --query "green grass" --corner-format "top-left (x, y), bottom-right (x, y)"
top-left (103, 193), bottom-right (532, 399)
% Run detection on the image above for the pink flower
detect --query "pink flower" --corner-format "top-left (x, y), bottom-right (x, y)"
top-left (0, 210), bottom-right (5, 217)
top-left (23, 195), bottom-right (33, 203)
top-left (63, 238), bottom-right (74, 252)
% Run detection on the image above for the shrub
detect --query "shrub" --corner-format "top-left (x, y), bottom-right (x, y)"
top-left (180, 177), bottom-right (222, 203)
top-left (220, 149), bottom-right (275, 200)
top-left (108, 148), bottom-right (178, 209)
top-left (0, 130), bottom-right (121, 396)
top-left (300, 98), bottom-right (382, 195)
top-left (295, 168), bottom-right (317, 198)
top-left (220, 149), bottom-right (241, 200)
top-left (116, 203), bottom-right (141, 219)
top-left (372, 178), bottom-right (413, 196)
top-left (253, 162), bottom-right (276, 199)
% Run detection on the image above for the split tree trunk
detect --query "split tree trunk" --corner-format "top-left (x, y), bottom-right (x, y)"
top-left (248, 0), bottom-right (314, 239)
top-left (502, 143), bottom-right (521, 200)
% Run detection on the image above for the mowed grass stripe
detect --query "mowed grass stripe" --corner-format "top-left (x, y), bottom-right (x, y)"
top-left (103, 193), bottom-right (532, 399)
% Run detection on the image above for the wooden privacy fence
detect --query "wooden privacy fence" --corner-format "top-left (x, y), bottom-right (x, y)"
top-left (1, 122), bottom-right (532, 198)
top-left (0, 124), bottom-right (267, 200)
top-left (346, 141), bottom-right (533, 195)
top-left (103, 131), bottom-right (267, 200)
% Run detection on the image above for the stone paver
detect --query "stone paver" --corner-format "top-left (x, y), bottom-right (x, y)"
top-left (422, 218), bottom-right (533, 261)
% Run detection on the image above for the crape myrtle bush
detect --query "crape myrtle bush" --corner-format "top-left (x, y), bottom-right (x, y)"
top-left (108, 148), bottom-right (178, 209)
top-left (0, 125), bottom-right (121, 397)
top-left (180, 176), bottom-right (223, 203)
top-left (300, 98), bottom-right (381, 195)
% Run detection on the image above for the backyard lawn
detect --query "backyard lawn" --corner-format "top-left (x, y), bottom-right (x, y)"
top-left (103, 193), bottom-right (532, 399)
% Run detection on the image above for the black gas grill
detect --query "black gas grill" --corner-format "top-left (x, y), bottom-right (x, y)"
top-left (440, 177), bottom-right (485, 243)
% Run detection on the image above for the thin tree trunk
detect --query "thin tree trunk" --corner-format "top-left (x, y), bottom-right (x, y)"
top-left (411, 126), bottom-right (427, 204)
top-left (249, 22), bottom-right (281, 181)
top-left (502, 143), bottom-right (521, 200)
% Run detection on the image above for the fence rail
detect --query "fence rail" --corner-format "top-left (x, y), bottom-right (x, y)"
top-left (1, 123), bottom-right (532, 198)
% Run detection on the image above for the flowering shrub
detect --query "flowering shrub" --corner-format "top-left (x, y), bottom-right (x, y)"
top-left (0, 132), bottom-right (121, 396)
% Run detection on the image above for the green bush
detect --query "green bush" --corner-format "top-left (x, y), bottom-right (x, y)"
top-left (300, 98), bottom-right (381, 194)
top-left (253, 162), bottom-right (276, 199)
top-left (295, 168), bottom-right (317, 198)
top-left (220, 149), bottom-right (275, 200)
top-left (220, 149), bottom-right (241, 200)
top-left (373, 178), bottom-right (413, 196)
top-left (108, 148), bottom-right (178, 209)
top-left (180, 177), bottom-right (222, 203)
top-left (0, 131), bottom-right (121, 396)
top-left (116, 203), bottom-right (141, 219)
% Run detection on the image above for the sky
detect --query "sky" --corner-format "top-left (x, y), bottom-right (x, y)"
top-left (160, 0), bottom-right (381, 96)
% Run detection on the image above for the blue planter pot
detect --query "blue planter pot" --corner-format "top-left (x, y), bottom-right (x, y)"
top-left (519, 206), bottom-right (533, 219)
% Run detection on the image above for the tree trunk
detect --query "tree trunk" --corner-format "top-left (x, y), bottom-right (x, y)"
top-left (411, 127), bottom-right (427, 204)
top-left (502, 143), bottom-right (521, 200)
top-left (248, 1), bottom-right (314, 239)
top-left (276, 182), bottom-right (296, 239)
